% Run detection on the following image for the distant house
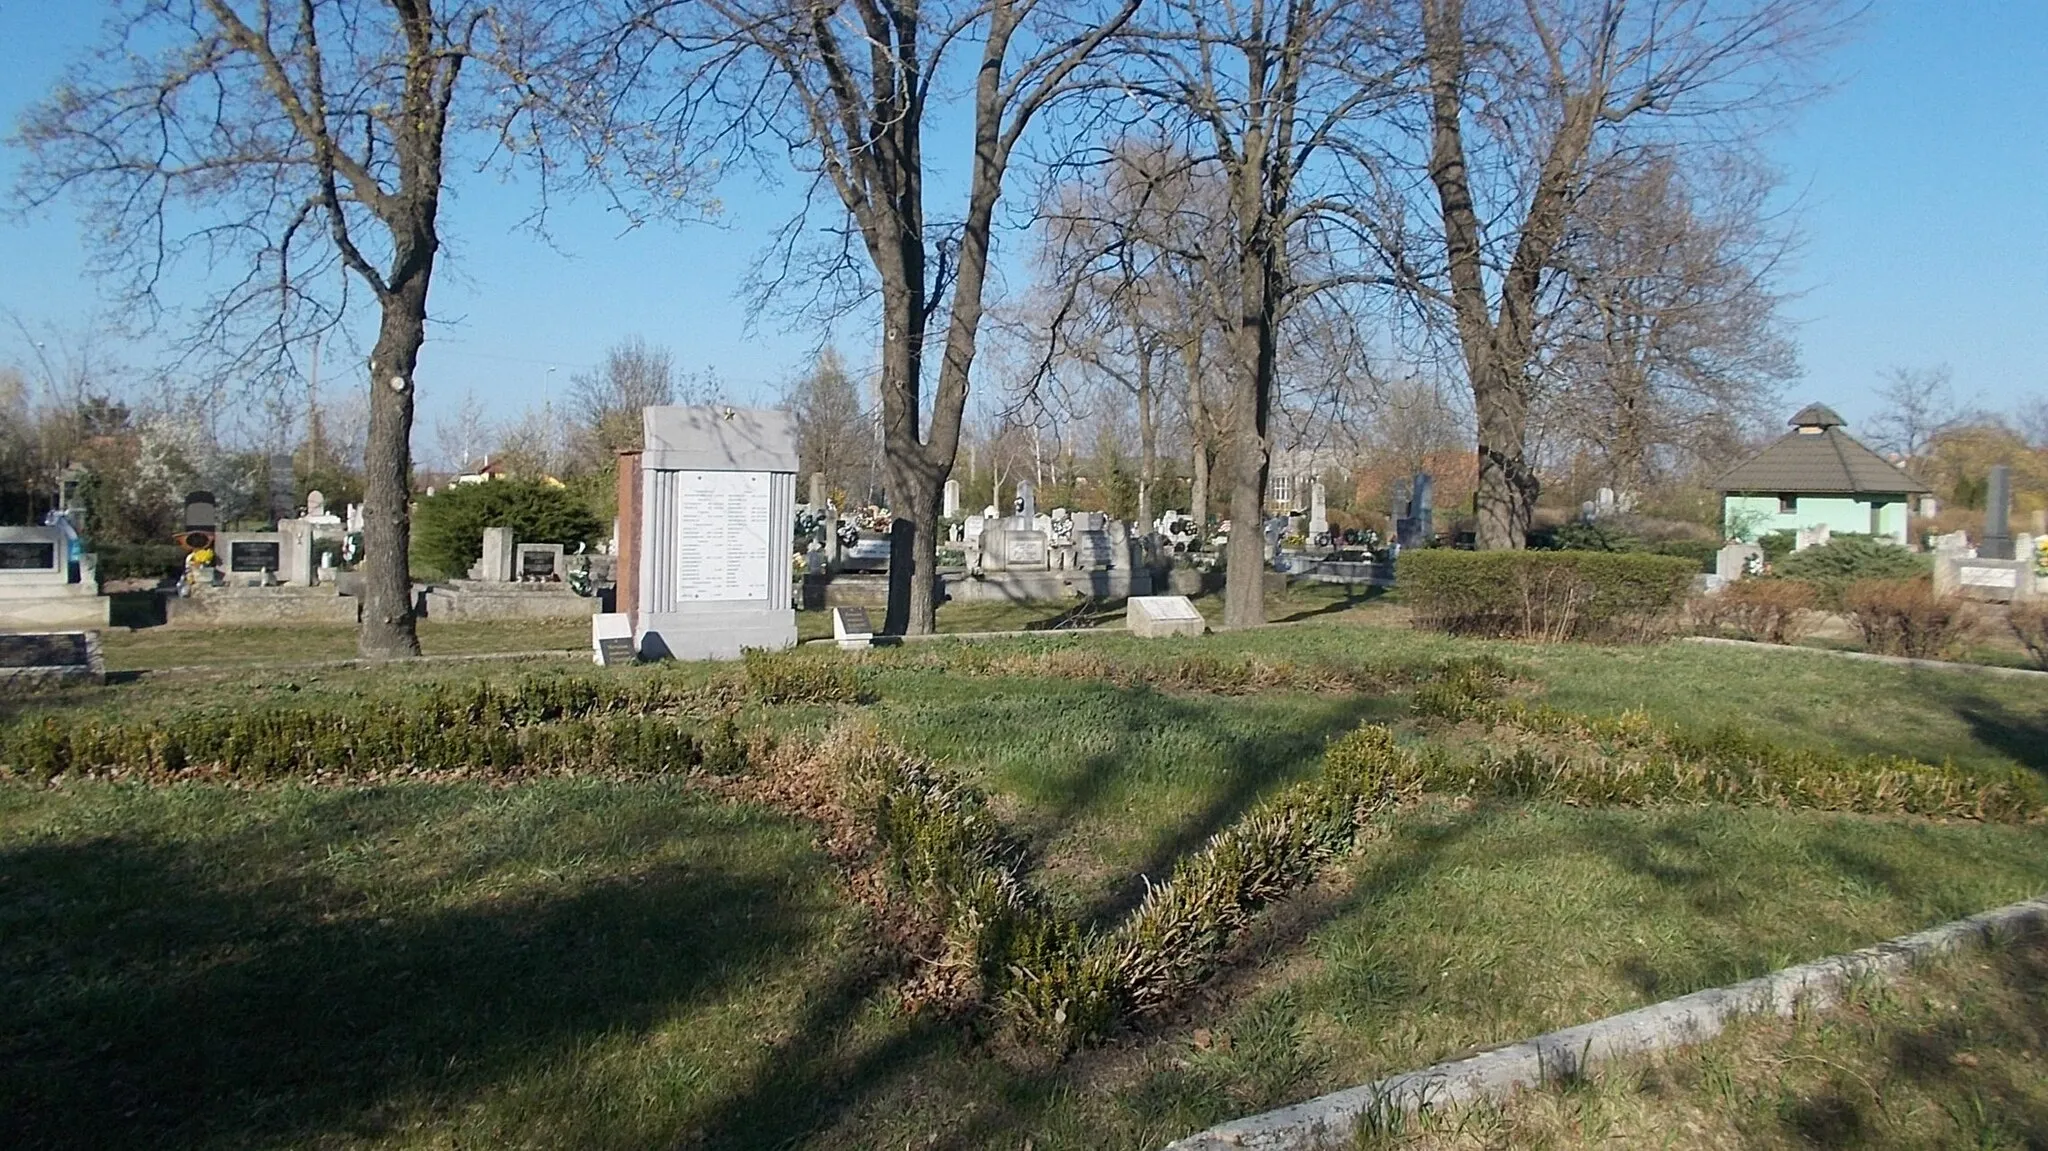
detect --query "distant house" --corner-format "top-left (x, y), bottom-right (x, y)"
top-left (1714, 404), bottom-right (1931, 546)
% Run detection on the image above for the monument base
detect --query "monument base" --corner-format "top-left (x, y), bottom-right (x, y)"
top-left (167, 584), bottom-right (359, 625)
top-left (799, 569), bottom-right (1154, 609)
top-left (637, 606), bottom-right (796, 661)
top-left (0, 585), bottom-right (113, 630)
top-left (424, 580), bottom-right (601, 621)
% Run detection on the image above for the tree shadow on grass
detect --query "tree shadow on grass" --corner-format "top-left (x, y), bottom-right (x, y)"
top-left (1939, 688), bottom-right (2048, 777)
top-left (0, 800), bottom-right (825, 1151)
top-left (1011, 684), bottom-right (1397, 927)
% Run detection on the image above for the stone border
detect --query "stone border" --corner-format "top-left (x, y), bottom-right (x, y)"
top-left (0, 630), bottom-right (106, 690)
top-left (1163, 895), bottom-right (2048, 1150)
top-left (1681, 635), bottom-right (2048, 681)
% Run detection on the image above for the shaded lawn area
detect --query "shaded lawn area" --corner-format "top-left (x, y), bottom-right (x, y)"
top-left (4, 783), bottom-right (2045, 1150)
top-left (97, 618), bottom-right (597, 672)
top-left (1359, 925), bottom-right (2048, 1150)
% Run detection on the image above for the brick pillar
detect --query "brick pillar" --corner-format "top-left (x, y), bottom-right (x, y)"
top-left (616, 449), bottom-right (643, 627)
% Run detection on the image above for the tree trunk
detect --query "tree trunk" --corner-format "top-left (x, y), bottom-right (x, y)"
top-left (1137, 342), bottom-right (1156, 533)
top-left (1472, 360), bottom-right (1535, 550)
top-left (884, 457), bottom-right (939, 637)
top-left (358, 276), bottom-right (428, 659)
top-left (1222, 440), bottom-right (1267, 628)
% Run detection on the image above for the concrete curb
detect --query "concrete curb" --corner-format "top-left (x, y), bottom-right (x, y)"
top-left (1162, 895), bottom-right (2048, 1150)
top-left (1680, 635), bottom-right (2048, 681)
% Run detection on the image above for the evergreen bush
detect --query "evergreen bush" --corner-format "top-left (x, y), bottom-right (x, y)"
top-left (411, 478), bottom-right (604, 579)
top-left (1398, 550), bottom-right (1696, 642)
top-left (1772, 536), bottom-right (1929, 605)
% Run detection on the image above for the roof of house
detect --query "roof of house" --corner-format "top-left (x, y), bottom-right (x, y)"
top-left (1714, 404), bottom-right (1932, 495)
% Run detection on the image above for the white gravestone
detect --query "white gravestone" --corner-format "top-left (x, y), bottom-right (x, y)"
top-left (1309, 481), bottom-right (1328, 541)
top-left (942, 479), bottom-right (961, 519)
top-left (636, 406), bottom-right (799, 660)
top-left (1128, 595), bottom-right (1205, 639)
top-left (1794, 524), bottom-right (1831, 552)
top-left (591, 612), bottom-right (637, 665)
top-left (1715, 542), bottom-right (1763, 582)
top-left (833, 605), bottom-right (875, 651)
top-left (476, 527), bottom-right (515, 582)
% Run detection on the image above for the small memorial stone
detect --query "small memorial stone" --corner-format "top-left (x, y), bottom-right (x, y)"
top-left (833, 605), bottom-right (875, 651)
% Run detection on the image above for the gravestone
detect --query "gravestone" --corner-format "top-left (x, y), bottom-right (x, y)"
top-left (1933, 530), bottom-right (1972, 557)
top-left (942, 479), bottom-right (961, 519)
top-left (964, 514), bottom-right (986, 548)
top-left (0, 630), bottom-right (105, 688)
top-left (1716, 542), bottom-right (1764, 582)
top-left (832, 605), bottom-right (874, 651)
top-left (0, 523), bottom-right (109, 629)
top-left (222, 533), bottom-right (283, 577)
top-left (809, 472), bottom-right (827, 510)
top-left (632, 405), bottom-right (800, 660)
top-left (1128, 595), bottom-right (1205, 639)
top-left (346, 503), bottom-right (364, 534)
top-left (1014, 481), bottom-right (1037, 525)
top-left (591, 612), bottom-right (637, 665)
top-left (839, 535), bottom-right (892, 573)
top-left (1981, 464), bottom-right (2014, 560)
top-left (516, 542), bottom-right (565, 581)
top-left (1309, 481), bottom-right (1328, 542)
top-left (1073, 526), bottom-right (1115, 570)
top-left (278, 518), bottom-right (316, 586)
top-left (182, 490), bottom-right (218, 531)
top-left (474, 527), bottom-right (516, 581)
top-left (1795, 524), bottom-right (1831, 552)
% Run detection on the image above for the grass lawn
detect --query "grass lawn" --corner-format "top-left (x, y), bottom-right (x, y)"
top-left (6, 621), bottom-right (2047, 1148)
top-left (1359, 926), bottom-right (2048, 1149)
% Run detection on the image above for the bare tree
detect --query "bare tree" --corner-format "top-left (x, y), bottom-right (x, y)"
top-left (1866, 365), bottom-right (1962, 462)
top-left (784, 348), bottom-right (870, 504)
top-left (1106, 0), bottom-right (1403, 626)
top-left (13, 0), bottom-right (532, 656)
top-left (552, 0), bottom-right (1139, 634)
top-left (1544, 154), bottom-right (1798, 491)
top-left (569, 335), bottom-right (678, 465)
top-left (1403, 0), bottom-right (1848, 548)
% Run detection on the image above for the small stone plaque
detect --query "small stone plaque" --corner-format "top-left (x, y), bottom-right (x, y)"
top-left (1005, 533), bottom-right (1048, 568)
top-left (0, 541), bottom-right (58, 571)
top-left (591, 612), bottom-right (637, 665)
top-left (520, 547), bottom-right (558, 579)
top-left (1128, 595), bottom-right (1205, 639)
top-left (230, 541), bottom-right (281, 573)
top-left (0, 632), bottom-right (88, 668)
top-left (1960, 565), bottom-right (2019, 589)
top-left (833, 605), bottom-right (874, 650)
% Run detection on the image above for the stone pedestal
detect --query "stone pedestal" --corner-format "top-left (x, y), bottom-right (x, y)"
top-left (167, 584), bottom-right (359, 624)
top-left (423, 581), bottom-right (600, 621)
top-left (1129, 595), bottom-right (1205, 638)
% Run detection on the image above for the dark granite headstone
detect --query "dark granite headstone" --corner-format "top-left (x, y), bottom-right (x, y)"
top-left (230, 540), bottom-right (282, 573)
top-left (0, 541), bottom-right (58, 571)
top-left (0, 632), bottom-right (89, 669)
top-left (520, 548), bottom-right (558, 579)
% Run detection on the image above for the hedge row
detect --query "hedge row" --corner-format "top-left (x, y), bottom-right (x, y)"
top-left (1411, 673), bottom-right (2039, 822)
top-left (0, 660), bottom-right (874, 782)
top-left (882, 645), bottom-right (1517, 698)
top-left (1398, 550), bottom-right (1697, 642)
top-left (3, 708), bottom-right (731, 782)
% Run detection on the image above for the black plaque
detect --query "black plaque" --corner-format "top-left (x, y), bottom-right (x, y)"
top-left (0, 541), bottom-right (58, 571)
top-left (834, 606), bottom-right (873, 635)
top-left (230, 540), bottom-right (282, 573)
top-left (519, 548), bottom-right (558, 578)
top-left (596, 636), bottom-right (638, 666)
top-left (0, 632), bottom-right (88, 669)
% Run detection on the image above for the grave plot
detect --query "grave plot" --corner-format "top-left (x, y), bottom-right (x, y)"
top-left (2, 629), bottom-right (2045, 1151)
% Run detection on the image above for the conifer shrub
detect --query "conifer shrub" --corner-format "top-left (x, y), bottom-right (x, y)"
top-left (1773, 537), bottom-right (1930, 607)
top-left (1399, 550), bottom-right (1696, 643)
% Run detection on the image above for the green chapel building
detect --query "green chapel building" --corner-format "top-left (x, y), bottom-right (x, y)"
top-left (1715, 404), bottom-right (1932, 546)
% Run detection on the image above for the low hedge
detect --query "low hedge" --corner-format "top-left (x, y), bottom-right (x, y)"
top-left (92, 542), bottom-right (186, 582)
top-left (1399, 550), bottom-right (1697, 642)
top-left (0, 667), bottom-right (827, 782)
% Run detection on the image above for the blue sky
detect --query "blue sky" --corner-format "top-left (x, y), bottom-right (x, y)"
top-left (0, 1), bottom-right (2043, 446)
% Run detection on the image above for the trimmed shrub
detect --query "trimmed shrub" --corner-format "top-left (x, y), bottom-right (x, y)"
top-left (1399, 550), bottom-right (1696, 643)
top-left (2010, 601), bottom-right (2048, 671)
top-left (740, 649), bottom-right (873, 704)
top-left (411, 478), bottom-right (605, 579)
top-left (1773, 537), bottom-right (1930, 606)
top-left (1695, 579), bottom-right (1818, 644)
top-left (1841, 578), bottom-right (1974, 660)
top-left (1, 669), bottom-right (719, 782)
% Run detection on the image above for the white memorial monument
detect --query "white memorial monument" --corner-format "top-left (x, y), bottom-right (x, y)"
top-left (633, 405), bottom-right (799, 660)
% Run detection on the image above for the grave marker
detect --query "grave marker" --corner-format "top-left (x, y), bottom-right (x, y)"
top-left (1128, 595), bottom-right (1205, 638)
top-left (833, 605), bottom-right (875, 650)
